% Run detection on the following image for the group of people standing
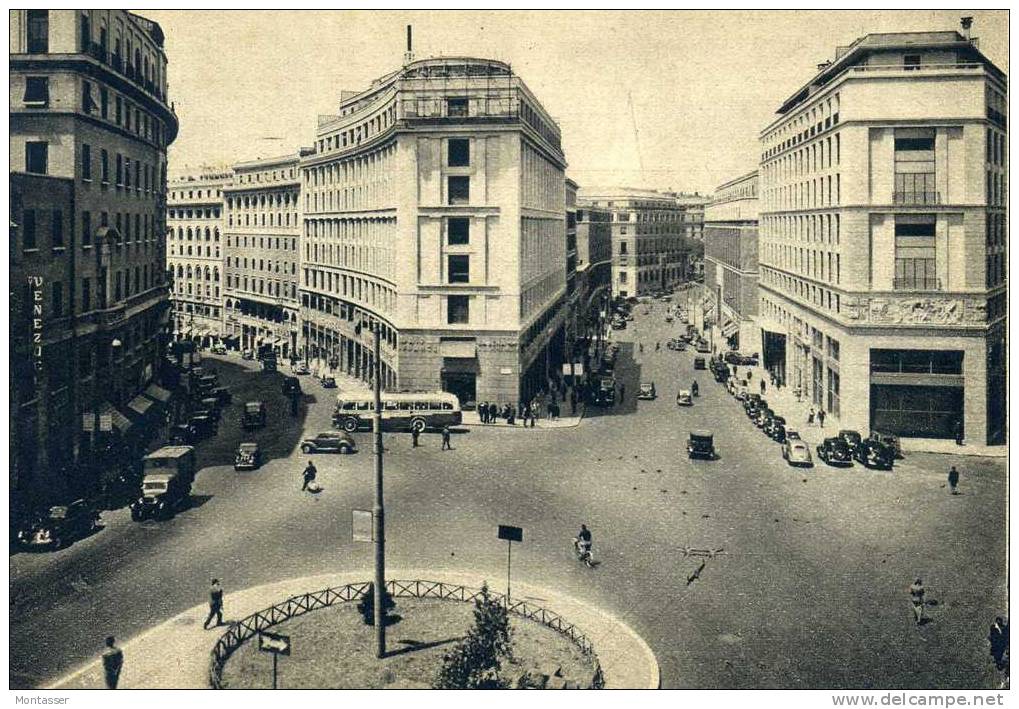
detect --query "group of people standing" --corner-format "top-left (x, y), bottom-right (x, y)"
top-left (477, 390), bottom-right (572, 427)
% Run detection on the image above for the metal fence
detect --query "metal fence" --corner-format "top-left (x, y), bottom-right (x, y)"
top-left (209, 579), bottom-right (604, 689)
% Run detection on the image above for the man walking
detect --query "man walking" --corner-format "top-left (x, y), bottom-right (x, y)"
top-left (411, 427), bottom-right (420, 447)
top-left (619, 383), bottom-right (626, 405)
top-left (101, 636), bottom-right (124, 689)
top-left (818, 408), bottom-right (826, 428)
top-left (301, 460), bottom-right (317, 491)
top-left (760, 379), bottom-right (766, 396)
top-left (441, 425), bottom-right (452, 450)
top-left (948, 466), bottom-right (960, 495)
top-left (909, 578), bottom-right (926, 626)
top-left (203, 578), bottom-right (224, 629)
top-left (954, 418), bottom-right (964, 446)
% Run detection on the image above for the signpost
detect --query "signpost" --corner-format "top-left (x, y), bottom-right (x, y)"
top-left (258, 630), bottom-right (291, 689)
top-left (497, 525), bottom-right (523, 607)
top-left (352, 509), bottom-right (373, 542)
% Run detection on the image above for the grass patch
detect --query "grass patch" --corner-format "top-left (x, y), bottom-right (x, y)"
top-left (220, 598), bottom-right (596, 689)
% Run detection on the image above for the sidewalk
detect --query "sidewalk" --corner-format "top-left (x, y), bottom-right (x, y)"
top-left (49, 568), bottom-right (658, 690)
top-left (461, 405), bottom-right (584, 430)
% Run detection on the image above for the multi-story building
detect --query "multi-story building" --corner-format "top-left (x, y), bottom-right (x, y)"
top-left (704, 171), bottom-right (760, 353)
top-left (167, 171), bottom-right (230, 348)
top-left (578, 187), bottom-right (690, 298)
top-left (222, 153), bottom-right (304, 359)
top-left (674, 192), bottom-right (709, 241)
top-left (9, 9), bottom-right (177, 514)
top-left (300, 56), bottom-right (568, 406)
top-left (757, 21), bottom-right (1006, 444)
top-left (575, 203), bottom-right (613, 305)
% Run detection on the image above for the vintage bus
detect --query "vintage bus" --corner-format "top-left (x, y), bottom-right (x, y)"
top-left (332, 391), bottom-right (462, 433)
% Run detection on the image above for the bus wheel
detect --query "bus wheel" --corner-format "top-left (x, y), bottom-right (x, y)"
top-left (410, 417), bottom-right (426, 433)
top-left (342, 418), bottom-right (358, 433)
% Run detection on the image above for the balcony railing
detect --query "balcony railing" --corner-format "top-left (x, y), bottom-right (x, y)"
top-left (893, 277), bottom-right (942, 291)
top-left (893, 191), bottom-right (941, 206)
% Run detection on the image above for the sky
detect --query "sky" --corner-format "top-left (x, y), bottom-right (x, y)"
top-left (144, 9), bottom-right (1009, 195)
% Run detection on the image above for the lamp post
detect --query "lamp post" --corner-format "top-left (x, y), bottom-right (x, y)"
top-left (371, 323), bottom-right (386, 658)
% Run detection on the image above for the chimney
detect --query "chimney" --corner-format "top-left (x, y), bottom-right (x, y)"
top-left (817, 60), bottom-right (832, 72)
top-left (403, 24), bottom-right (415, 64)
top-left (960, 16), bottom-right (973, 41)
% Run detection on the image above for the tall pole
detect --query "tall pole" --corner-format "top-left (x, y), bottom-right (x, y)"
top-left (506, 540), bottom-right (512, 608)
top-left (371, 324), bottom-right (386, 658)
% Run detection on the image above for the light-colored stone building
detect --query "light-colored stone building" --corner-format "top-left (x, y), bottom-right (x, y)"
top-left (9, 9), bottom-right (177, 513)
top-left (167, 171), bottom-right (230, 347)
top-left (300, 56), bottom-right (568, 406)
top-left (704, 171), bottom-right (760, 354)
top-left (758, 22), bottom-right (1006, 443)
top-left (223, 153), bottom-right (304, 359)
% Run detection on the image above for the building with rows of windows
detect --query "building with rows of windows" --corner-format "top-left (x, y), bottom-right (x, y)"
top-left (300, 56), bottom-right (568, 406)
top-left (167, 171), bottom-right (230, 347)
top-left (9, 9), bottom-right (177, 516)
top-left (757, 23), bottom-right (1006, 444)
top-left (222, 153), bottom-right (305, 358)
top-left (704, 171), bottom-right (760, 354)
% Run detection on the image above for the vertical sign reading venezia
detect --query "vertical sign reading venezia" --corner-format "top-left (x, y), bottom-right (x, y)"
top-left (29, 276), bottom-right (43, 370)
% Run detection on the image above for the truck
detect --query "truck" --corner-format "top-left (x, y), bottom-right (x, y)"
top-left (131, 446), bottom-right (197, 521)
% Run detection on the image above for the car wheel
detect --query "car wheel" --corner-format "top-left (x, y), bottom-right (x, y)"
top-left (410, 417), bottom-right (426, 434)
top-left (301, 444), bottom-right (314, 453)
top-left (342, 418), bottom-right (358, 433)
top-left (340, 444), bottom-right (351, 454)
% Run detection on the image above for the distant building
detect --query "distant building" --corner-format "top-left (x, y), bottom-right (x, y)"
top-left (167, 172), bottom-right (230, 348)
top-left (9, 9), bottom-right (177, 514)
top-left (704, 171), bottom-right (759, 354)
top-left (758, 20), bottom-right (1006, 443)
top-left (575, 204), bottom-right (613, 305)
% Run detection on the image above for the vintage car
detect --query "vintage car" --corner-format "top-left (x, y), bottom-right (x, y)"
top-left (301, 431), bottom-right (356, 454)
top-left (666, 339), bottom-right (680, 351)
top-left (320, 375), bottom-right (337, 389)
top-left (234, 442), bottom-right (262, 471)
top-left (785, 428), bottom-right (802, 441)
top-left (687, 430), bottom-right (716, 460)
top-left (764, 415), bottom-right (787, 441)
top-left (241, 401), bottom-right (268, 430)
top-left (837, 429), bottom-right (863, 456)
top-left (693, 357), bottom-right (706, 370)
top-left (696, 341), bottom-right (712, 354)
top-left (754, 407), bottom-right (774, 429)
top-left (856, 438), bottom-right (895, 470)
top-left (210, 343), bottom-right (227, 355)
top-left (782, 439), bottom-right (814, 467)
top-left (17, 500), bottom-right (100, 550)
top-left (638, 382), bottom-right (657, 400)
top-left (869, 431), bottom-right (903, 459)
top-left (199, 397), bottom-right (222, 414)
top-left (282, 376), bottom-right (302, 396)
top-left (817, 437), bottom-right (854, 466)
top-left (211, 387), bottom-right (232, 406)
top-left (676, 389), bottom-right (693, 406)
top-left (292, 362), bottom-right (310, 375)
top-left (590, 376), bottom-right (616, 406)
top-left (610, 319), bottom-right (627, 330)
top-left (168, 423), bottom-right (196, 445)
top-left (189, 413), bottom-right (219, 438)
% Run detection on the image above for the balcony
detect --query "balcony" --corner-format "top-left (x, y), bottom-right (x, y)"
top-left (893, 191), bottom-right (941, 206)
top-left (893, 277), bottom-right (942, 291)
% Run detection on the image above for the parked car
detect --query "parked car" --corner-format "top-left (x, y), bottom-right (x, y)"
top-left (696, 341), bottom-right (712, 354)
top-left (638, 382), bottom-right (657, 400)
top-left (199, 396), bottom-right (222, 412)
top-left (241, 349), bottom-right (255, 360)
top-left (241, 401), bottom-right (268, 430)
top-left (211, 387), bottom-right (232, 406)
top-left (676, 389), bottom-right (693, 406)
top-left (837, 430), bottom-right (862, 456)
top-left (17, 500), bottom-right (100, 550)
top-left (856, 438), bottom-right (895, 470)
top-left (869, 430), bottom-right (903, 459)
top-left (693, 357), bottom-right (706, 370)
top-left (754, 407), bottom-right (774, 429)
top-left (169, 423), bottom-right (196, 445)
top-left (234, 442), bottom-right (262, 471)
top-left (764, 415), bottom-right (787, 441)
top-left (817, 437), bottom-right (854, 466)
top-left (292, 362), bottom-right (310, 375)
top-left (785, 429), bottom-right (802, 441)
top-left (782, 439), bottom-right (814, 467)
top-left (194, 405), bottom-right (221, 423)
top-left (687, 430), bottom-right (716, 460)
top-left (320, 375), bottom-right (337, 389)
top-left (210, 343), bottom-right (227, 355)
top-left (282, 376), bottom-right (302, 396)
top-left (301, 431), bottom-right (356, 454)
top-left (189, 414), bottom-right (218, 438)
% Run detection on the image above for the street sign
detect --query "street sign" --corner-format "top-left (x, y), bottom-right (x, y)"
top-left (352, 509), bottom-right (373, 542)
top-left (498, 525), bottom-right (523, 542)
top-left (258, 630), bottom-right (291, 656)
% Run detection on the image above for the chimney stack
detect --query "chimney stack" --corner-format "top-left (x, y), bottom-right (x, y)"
top-left (960, 16), bottom-right (973, 41)
top-left (403, 24), bottom-right (415, 64)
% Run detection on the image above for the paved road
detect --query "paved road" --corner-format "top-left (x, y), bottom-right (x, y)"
top-left (10, 306), bottom-right (1007, 689)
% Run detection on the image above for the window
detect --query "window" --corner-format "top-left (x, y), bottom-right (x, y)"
top-left (620, 241), bottom-right (628, 254)
top-left (25, 141), bottom-right (47, 174)
top-left (448, 176), bottom-right (469, 205)
top-left (448, 138), bottom-right (470, 166)
top-left (23, 76), bottom-right (49, 106)
top-left (447, 97), bottom-right (468, 117)
top-left (894, 129), bottom-right (936, 204)
top-left (52, 210), bottom-right (63, 248)
top-left (448, 255), bottom-right (470, 283)
top-left (23, 210), bottom-right (37, 250)
top-left (116, 154), bottom-right (123, 185)
top-left (619, 271), bottom-right (628, 283)
top-left (82, 80), bottom-right (95, 113)
top-left (115, 96), bottom-right (122, 125)
top-left (100, 87), bottom-right (108, 118)
top-left (447, 217), bottom-right (469, 245)
top-left (81, 143), bottom-right (92, 180)
top-left (27, 10), bottom-right (48, 53)
top-left (903, 54), bottom-right (921, 71)
top-left (82, 278), bottom-right (91, 312)
top-left (447, 295), bottom-right (469, 324)
top-left (52, 281), bottom-right (63, 317)
top-left (100, 149), bottom-right (109, 183)
top-left (894, 217), bottom-right (938, 290)
top-left (82, 211), bottom-right (92, 246)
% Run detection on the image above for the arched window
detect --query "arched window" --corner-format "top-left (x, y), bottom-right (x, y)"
top-left (214, 228), bottom-right (220, 242)
top-left (186, 227), bottom-right (193, 240)
top-left (186, 265), bottom-right (193, 279)
top-left (176, 264), bottom-right (184, 278)
top-left (204, 266), bottom-right (211, 280)
top-left (213, 267), bottom-right (219, 281)
top-left (204, 227), bottom-right (211, 241)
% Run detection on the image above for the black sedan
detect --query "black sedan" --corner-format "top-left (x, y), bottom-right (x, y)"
top-left (301, 431), bottom-right (356, 454)
top-left (817, 437), bottom-right (854, 467)
top-left (838, 429), bottom-right (863, 455)
top-left (855, 438), bottom-right (894, 470)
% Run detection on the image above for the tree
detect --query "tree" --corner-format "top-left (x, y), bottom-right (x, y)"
top-left (434, 583), bottom-right (513, 689)
top-left (356, 583), bottom-right (396, 626)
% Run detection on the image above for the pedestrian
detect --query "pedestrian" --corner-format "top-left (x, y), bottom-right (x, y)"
top-left (989, 617), bottom-right (1009, 671)
top-left (203, 578), bottom-right (224, 629)
top-left (441, 425), bottom-right (452, 450)
top-left (909, 578), bottom-right (926, 626)
top-left (411, 427), bottom-right (420, 447)
top-left (818, 409), bottom-right (826, 428)
top-left (807, 406), bottom-right (815, 426)
top-left (528, 403), bottom-right (536, 428)
top-left (948, 465), bottom-right (960, 495)
top-left (570, 389), bottom-right (578, 416)
top-left (639, 343), bottom-right (644, 354)
top-left (656, 341), bottom-right (661, 351)
top-left (480, 401), bottom-right (489, 424)
top-left (746, 369), bottom-right (752, 382)
top-left (502, 404), bottom-right (512, 424)
top-left (301, 459), bottom-right (317, 491)
top-left (760, 379), bottom-right (766, 396)
top-left (954, 418), bottom-right (964, 446)
top-left (619, 383), bottom-right (626, 405)
top-left (101, 636), bottom-right (124, 689)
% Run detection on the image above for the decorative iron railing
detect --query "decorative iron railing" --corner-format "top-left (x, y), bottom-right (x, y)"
top-left (209, 579), bottom-right (604, 689)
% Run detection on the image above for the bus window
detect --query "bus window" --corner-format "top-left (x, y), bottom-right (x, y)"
top-left (428, 402), bottom-right (442, 410)
top-left (356, 401), bottom-right (372, 412)
top-left (441, 402), bottom-right (454, 410)
top-left (340, 402), bottom-right (357, 411)
top-left (384, 400), bottom-right (399, 411)
top-left (398, 402), bottom-right (414, 411)
top-left (414, 402), bottom-right (429, 410)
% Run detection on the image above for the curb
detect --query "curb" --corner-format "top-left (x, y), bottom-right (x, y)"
top-left (48, 568), bottom-right (658, 690)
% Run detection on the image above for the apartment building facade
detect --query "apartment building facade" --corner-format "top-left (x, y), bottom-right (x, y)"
top-left (9, 9), bottom-right (177, 512)
top-left (300, 56), bottom-right (568, 406)
top-left (758, 25), bottom-right (1006, 443)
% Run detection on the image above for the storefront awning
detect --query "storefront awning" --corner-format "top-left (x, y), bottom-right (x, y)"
top-left (83, 402), bottom-right (134, 433)
top-left (144, 383), bottom-right (173, 403)
top-left (440, 340), bottom-right (477, 358)
top-left (721, 320), bottom-right (740, 338)
top-left (127, 394), bottom-right (155, 417)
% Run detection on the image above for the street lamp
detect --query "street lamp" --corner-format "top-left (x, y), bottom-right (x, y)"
top-left (370, 323), bottom-right (386, 658)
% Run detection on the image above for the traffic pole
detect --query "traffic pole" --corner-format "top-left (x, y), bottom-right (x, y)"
top-left (272, 652), bottom-right (278, 689)
top-left (371, 324), bottom-right (386, 658)
top-left (506, 539), bottom-right (512, 608)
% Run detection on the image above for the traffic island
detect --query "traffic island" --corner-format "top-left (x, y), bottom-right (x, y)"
top-left (218, 594), bottom-right (598, 689)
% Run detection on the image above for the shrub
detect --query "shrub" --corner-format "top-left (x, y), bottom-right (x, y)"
top-left (434, 583), bottom-right (513, 688)
top-left (356, 583), bottom-right (396, 626)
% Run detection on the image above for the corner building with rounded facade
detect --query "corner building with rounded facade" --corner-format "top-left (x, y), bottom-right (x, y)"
top-left (301, 57), bottom-right (568, 406)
